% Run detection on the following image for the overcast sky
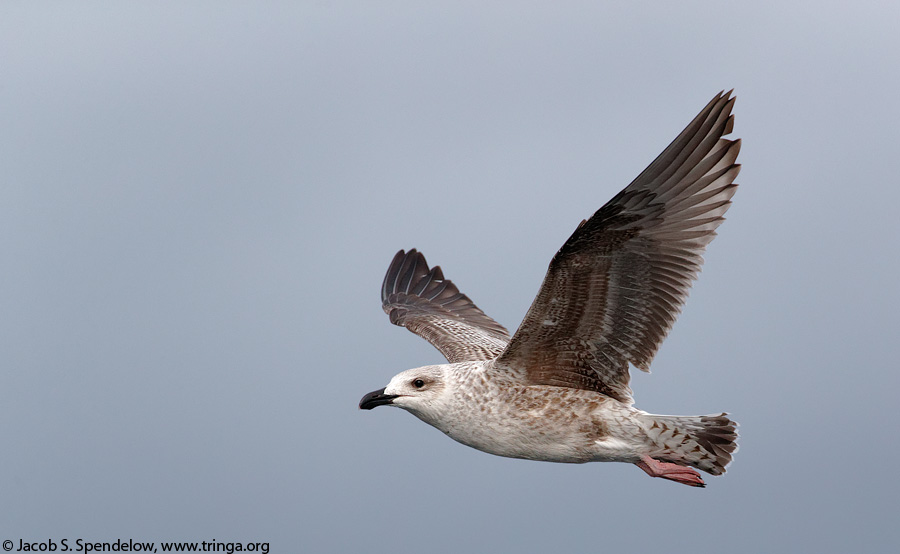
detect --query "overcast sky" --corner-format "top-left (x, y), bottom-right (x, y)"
top-left (2, 2), bottom-right (899, 553)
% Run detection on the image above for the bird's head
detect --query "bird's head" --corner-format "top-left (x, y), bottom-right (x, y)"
top-left (359, 365), bottom-right (450, 422)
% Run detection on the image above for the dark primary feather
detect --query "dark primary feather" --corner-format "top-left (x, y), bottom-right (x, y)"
top-left (381, 249), bottom-right (510, 363)
top-left (495, 91), bottom-right (741, 404)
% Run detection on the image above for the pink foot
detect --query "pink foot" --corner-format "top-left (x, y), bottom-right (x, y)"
top-left (635, 455), bottom-right (706, 488)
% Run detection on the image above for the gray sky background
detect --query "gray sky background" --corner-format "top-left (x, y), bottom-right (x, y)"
top-left (2, 2), bottom-right (899, 552)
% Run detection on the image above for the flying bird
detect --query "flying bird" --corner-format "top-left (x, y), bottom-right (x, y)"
top-left (360, 91), bottom-right (740, 487)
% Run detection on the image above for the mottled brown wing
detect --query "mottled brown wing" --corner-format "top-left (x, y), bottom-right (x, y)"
top-left (382, 249), bottom-right (510, 363)
top-left (495, 91), bottom-right (741, 405)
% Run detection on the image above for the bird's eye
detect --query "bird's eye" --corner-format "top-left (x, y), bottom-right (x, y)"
top-left (413, 379), bottom-right (425, 389)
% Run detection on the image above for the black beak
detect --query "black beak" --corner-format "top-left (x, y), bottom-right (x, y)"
top-left (359, 388), bottom-right (398, 410)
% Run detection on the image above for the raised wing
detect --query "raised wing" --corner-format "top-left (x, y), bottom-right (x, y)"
top-left (382, 249), bottom-right (510, 363)
top-left (495, 91), bottom-right (741, 404)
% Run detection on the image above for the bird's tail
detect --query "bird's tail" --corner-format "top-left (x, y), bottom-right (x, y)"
top-left (640, 413), bottom-right (738, 475)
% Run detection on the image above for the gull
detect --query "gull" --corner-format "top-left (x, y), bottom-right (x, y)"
top-left (360, 91), bottom-right (740, 487)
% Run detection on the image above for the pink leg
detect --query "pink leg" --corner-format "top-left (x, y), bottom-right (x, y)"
top-left (635, 455), bottom-right (706, 488)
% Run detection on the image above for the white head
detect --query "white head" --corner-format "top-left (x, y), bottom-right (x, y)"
top-left (359, 365), bottom-right (452, 426)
